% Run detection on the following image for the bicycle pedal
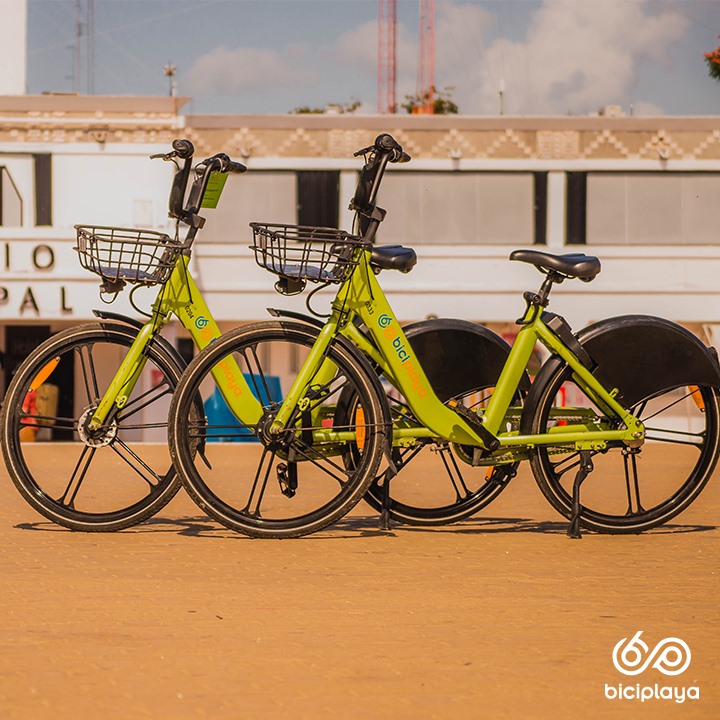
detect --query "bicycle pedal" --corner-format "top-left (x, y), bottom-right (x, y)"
top-left (277, 461), bottom-right (298, 498)
top-left (489, 465), bottom-right (517, 487)
top-left (447, 400), bottom-right (500, 452)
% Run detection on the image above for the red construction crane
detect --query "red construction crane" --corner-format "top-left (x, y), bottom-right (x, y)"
top-left (417, 0), bottom-right (436, 114)
top-left (377, 0), bottom-right (397, 114)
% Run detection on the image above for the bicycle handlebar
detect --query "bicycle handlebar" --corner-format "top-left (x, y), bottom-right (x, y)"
top-left (151, 139), bottom-right (246, 224)
top-left (172, 138), bottom-right (194, 159)
top-left (354, 133), bottom-right (411, 164)
top-left (197, 152), bottom-right (247, 175)
top-left (350, 133), bottom-right (409, 241)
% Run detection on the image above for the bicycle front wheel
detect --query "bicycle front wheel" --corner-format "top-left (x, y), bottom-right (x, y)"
top-left (168, 321), bottom-right (387, 538)
top-left (1, 322), bottom-right (185, 531)
top-left (526, 364), bottom-right (720, 533)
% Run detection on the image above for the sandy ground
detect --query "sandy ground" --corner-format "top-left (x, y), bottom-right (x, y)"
top-left (0, 444), bottom-right (717, 719)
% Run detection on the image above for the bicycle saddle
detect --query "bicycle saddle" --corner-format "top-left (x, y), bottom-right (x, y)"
top-left (370, 245), bottom-right (417, 273)
top-left (509, 249), bottom-right (601, 282)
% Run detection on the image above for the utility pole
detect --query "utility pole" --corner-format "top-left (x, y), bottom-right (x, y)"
top-left (74, 0), bottom-right (83, 93)
top-left (164, 64), bottom-right (177, 97)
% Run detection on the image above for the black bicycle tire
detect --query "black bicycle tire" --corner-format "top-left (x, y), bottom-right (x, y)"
top-left (526, 363), bottom-right (720, 533)
top-left (168, 321), bottom-right (387, 538)
top-left (1, 322), bottom-right (185, 531)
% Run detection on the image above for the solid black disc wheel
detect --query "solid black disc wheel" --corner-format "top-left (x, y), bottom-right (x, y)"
top-left (168, 321), bottom-right (386, 538)
top-left (526, 365), bottom-right (720, 533)
top-left (0, 322), bottom-right (186, 531)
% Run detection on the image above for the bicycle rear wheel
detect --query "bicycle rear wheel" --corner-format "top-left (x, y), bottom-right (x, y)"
top-left (526, 365), bottom-right (720, 533)
top-left (168, 321), bottom-right (387, 538)
top-left (361, 319), bottom-right (528, 525)
top-left (1, 322), bottom-right (185, 531)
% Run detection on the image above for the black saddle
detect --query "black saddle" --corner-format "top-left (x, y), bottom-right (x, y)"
top-left (510, 249), bottom-right (601, 282)
top-left (370, 245), bottom-right (417, 273)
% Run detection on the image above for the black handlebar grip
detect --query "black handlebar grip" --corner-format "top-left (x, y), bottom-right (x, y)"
top-left (172, 138), bottom-right (195, 159)
top-left (223, 159), bottom-right (247, 174)
top-left (374, 133), bottom-right (409, 163)
top-left (375, 133), bottom-right (400, 153)
top-left (211, 153), bottom-right (247, 174)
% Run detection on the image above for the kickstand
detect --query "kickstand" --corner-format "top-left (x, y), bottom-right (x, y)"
top-left (379, 447), bottom-right (401, 531)
top-left (567, 450), bottom-right (594, 539)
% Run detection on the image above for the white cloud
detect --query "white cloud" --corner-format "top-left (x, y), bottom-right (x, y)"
top-left (325, 18), bottom-right (418, 109)
top-left (185, 44), bottom-right (314, 95)
top-left (182, 0), bottom-right (691, 115)
top-left (443, 0), bottom-right (690, 115)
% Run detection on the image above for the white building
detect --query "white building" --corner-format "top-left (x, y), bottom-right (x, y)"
top-left (1, 94), bottom-right (720, 420)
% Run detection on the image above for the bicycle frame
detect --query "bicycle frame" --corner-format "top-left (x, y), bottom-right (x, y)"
top-left (271, 248), bottom-right (645, 458)
top-left (87, 254), bottom-right (263, 432)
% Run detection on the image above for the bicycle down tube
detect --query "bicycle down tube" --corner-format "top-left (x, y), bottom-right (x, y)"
top-left (88, 256), bottom-right (264, 432)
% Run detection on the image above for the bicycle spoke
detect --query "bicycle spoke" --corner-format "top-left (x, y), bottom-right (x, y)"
top-left (20, 412), bottom-right (77, 432)
top-left (623, 450), bottom-right (645, 515)
top-left (240, 344), bottom-right (274, 405)
top-left (117, 380), bottom-right (174, 423)
top-left (638, 389), bottom-right (698, 424)
top-left (112, 439), bottom-right (164, 489)
top-left (644, 426), bottom-right (706, 450)
top-left (243, 448), bottom-right (275, 517)
top-left (550, 451), bottom-right (583, 480)
top-left (58, 445), bottom-right (97, 508)
top-left (436, 444), bottom-right (473, 502)
top-left (291, 437), bottom-right (351, 485)
top-left (305, 374), bottom-right (351, 414)
top-left (75, 343), bottom-right (100, 404)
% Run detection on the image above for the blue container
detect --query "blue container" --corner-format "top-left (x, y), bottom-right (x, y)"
top-left (203, 374), bottom-right (282, 442)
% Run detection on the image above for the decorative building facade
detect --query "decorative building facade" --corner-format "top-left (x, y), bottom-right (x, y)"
top-left (1, 94), bottom-right (720, 401)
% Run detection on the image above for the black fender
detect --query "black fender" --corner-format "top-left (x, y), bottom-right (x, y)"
top-left (267, 309), bottom-right (529, 410)
top-left (267, 307), bottom-right (325, 331)
top-left (524, 315), bottom-right (720, 420)
top-left (93, 309), bottom-right (190, 375)
top-left (404, 318), bottom-right (531, 402)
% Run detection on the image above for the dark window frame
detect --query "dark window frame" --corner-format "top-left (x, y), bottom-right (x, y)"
top-left (33, 154), bottom-right (52, 226)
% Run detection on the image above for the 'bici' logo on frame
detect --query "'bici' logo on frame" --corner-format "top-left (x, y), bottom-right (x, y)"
top-left (604, 631), bottom-right (699, 704)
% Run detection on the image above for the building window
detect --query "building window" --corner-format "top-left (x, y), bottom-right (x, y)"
top-left (199, 171), bottom-right (297, 244)
top-left (377, 172), bottom-right (536, 245)
top-left (534, 172), bottom-right (548, 245)
top-left (33, 154), bottom-right (52, 226)
top-left (586, 172), bottom-right (720, 245)
top-left (297, 171), bottom-right (339, 228)
top-left (566, 172), bottom-right (587, 245)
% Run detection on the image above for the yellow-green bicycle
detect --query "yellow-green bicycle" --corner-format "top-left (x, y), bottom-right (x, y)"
top-left (0, 140), bottom-right (251, 531)
top-left (166, 134), bottom-right (720, 538)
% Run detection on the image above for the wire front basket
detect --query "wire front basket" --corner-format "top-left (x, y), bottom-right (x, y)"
top-left (250, 223), bottom-right (366, 285)
top-left (74, 225), bottom-right (185, 288)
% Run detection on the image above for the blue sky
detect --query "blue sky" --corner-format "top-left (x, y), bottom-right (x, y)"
top-left (24, 0), bottom-right (720, 115)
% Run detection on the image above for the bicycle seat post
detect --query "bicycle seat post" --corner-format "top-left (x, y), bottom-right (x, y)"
top-left (537, 270), bottom-right (563, 306)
